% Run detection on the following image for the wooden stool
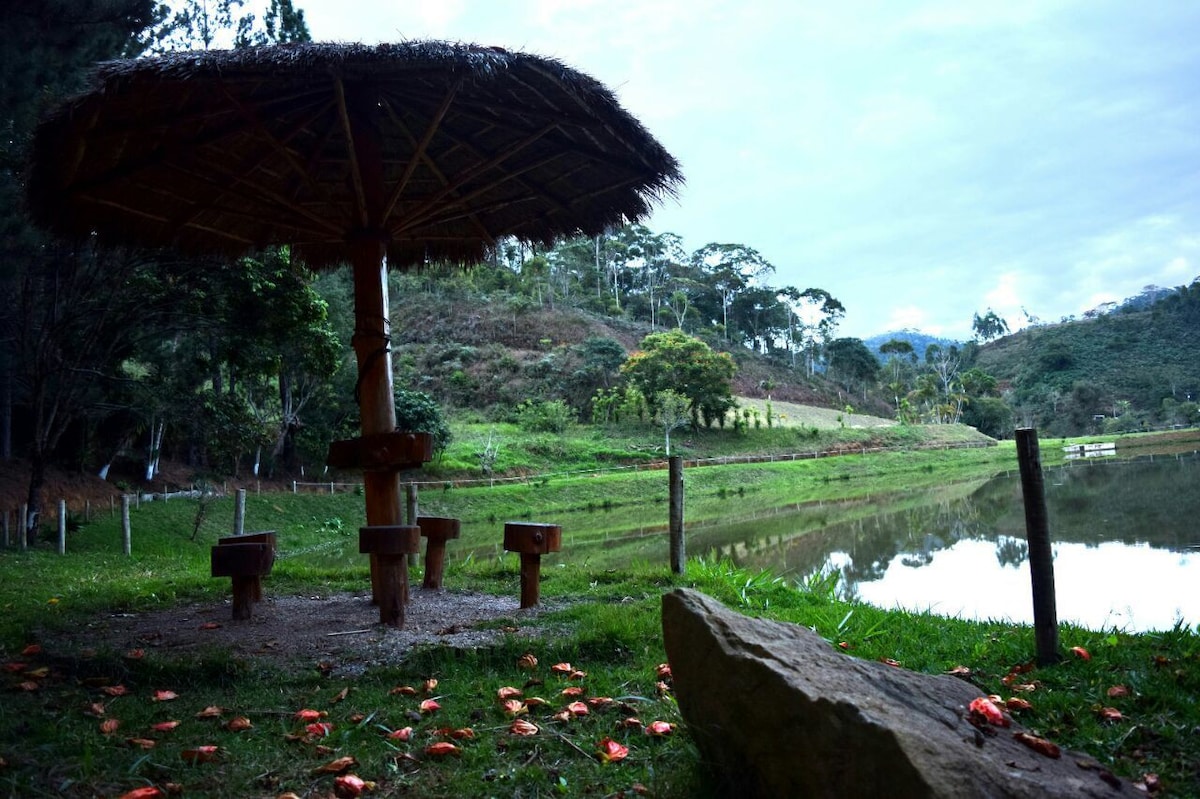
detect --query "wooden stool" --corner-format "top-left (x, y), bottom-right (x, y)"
top-left (417, 517), bottom-right (460, 590)
top-left (503, 522), bottom-right (562, 608)
top-left (360, 525), bottom-right (421, 626)
top-left (216, 531), bottom-right (277, 602)
top-left (211, 539), bottom-right (275, 620)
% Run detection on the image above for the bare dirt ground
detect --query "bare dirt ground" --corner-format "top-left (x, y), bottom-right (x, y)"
top-left (46, 587), bottom-right (558, 676)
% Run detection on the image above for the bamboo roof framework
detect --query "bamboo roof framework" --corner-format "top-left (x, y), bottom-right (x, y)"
top-left (28, 41), bottom-right (683, 626)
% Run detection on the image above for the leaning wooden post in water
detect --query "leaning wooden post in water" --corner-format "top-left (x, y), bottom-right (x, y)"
top-left (669, 456), bottom-right (685, 574)
top-left (1015, 428), bottom-right (1061, 665)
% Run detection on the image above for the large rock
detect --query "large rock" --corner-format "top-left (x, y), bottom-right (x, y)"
top-left (661, 589), bottom-right (1136, 798)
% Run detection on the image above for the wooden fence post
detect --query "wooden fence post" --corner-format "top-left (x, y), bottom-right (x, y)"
top-left (233, 488), bottom-right (246, 535)
top-left (669, 456), bottom-right (685, 574)
top-left (57, 499), bottom-right (67, 555)
top-left (405, 482), bottom-right (419, 569)
top-left (121, 495), bottom-right (132, 556)
top-left (1015, 428), bottom-right (1060, 666)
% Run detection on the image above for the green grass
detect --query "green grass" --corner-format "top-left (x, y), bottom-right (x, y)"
top-left (2, 435), bottom-right (1198, 797)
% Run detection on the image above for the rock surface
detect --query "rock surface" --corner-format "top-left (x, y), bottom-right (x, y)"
top-left (661, 588), bottom-right (1137, 798)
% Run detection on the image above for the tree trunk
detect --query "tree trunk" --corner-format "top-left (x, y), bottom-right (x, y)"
top-left (25, 451), bottom-right (46, 545)
top-left (0, 354), bottom-right (11, 461)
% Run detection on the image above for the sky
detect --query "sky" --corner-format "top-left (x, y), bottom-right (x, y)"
top-left (291, 0), bottom-right (1200, 341)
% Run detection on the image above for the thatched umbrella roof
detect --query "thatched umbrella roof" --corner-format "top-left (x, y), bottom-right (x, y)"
top-left (28, 41), bottom-right (682, 268)
top-left (27, 41), bottom-right (682, 626)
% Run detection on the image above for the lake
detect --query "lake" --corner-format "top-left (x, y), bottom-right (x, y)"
top-left (707, 452), bottom-right (1200, 632)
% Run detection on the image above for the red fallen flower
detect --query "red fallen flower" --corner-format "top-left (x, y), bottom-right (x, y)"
top-left (619, 717), bottom-right (644, 729)
top-left (100, 718), bottom-right (121, 735)
top-left (448, 727), bottom-right (475, 740)
top-left (1106, 685), bottom-right (1130, 698)
top-left (837, 641), bottom-right (851, 650)
top-left (151, 721), bottom-right (180, 732)
top-left (551, 709), bottom-right (572, 723)
top-left (524, 696), bottom-right (550, 708)
top-left (510, 719), bottom-right (539, 736)
top-left (947, 665), bottom-right (972, 677)
top-left (86, 702), bottom-right (106, 717)
top-left (223, 716), bottom-right (251, 732)
top-left (1005, 697), bottom-right (1033, 711)
top-left (20, 644), bottom-right (42, 657)
top-left (587, 697), bottom-right (615, 709)
top-left (967, 697), bottom-right (1009, 727)
top-left (879, 658), bottom-right (901, 668)
top-left (333, 774), bottom-right (368, 797)
top-left (568, 669), bottom-right (588, 681)
top-left (151, 690), bottom-right (178, 702)
top-left (312, 755), bottom-right (357, 774)
top-left (551, 662), bottom-right (573, 675)
top-left (419, 699), bottom-right (441, 714)
top-left (306, 721), bottom-right (334, 737)
top-left (293, 708), bottom-right (325, 722)
top-left (389, 685), bottom-right (417, 696)
top-left (655, 681), bottom-right (671, 696)
top-left (655, 663), bottom-right (672, 679)
top-left (1013, 732), bottom-right (1060, 758)
top-left (125, 649), bottom-right (145, 660)
top-left (645, 721), bottom-right (676, 737)
top-left (3, 662), bottom-right (26, 673)
top-left (1070, 646), bottom-right (1091, 661)
top-left (423, 742), bottom-right (460, 757)
top-left (349, 712), bottom-right (366, 724)
top-left (597, 737), bottom-right (629, 764)
top-left (180, 745), bottom-right (221, 763)
top-left (517, 653), bottom-right (538, 670)
top-left (387, 726), bottom-right (413, 742)
top-left (197, 622), bottom-right (221, 630)
top-left (195, 705), bottom-right (223, 719)
top-left (126, 737), bottom-right (157, 750)
top-left (422, 678), bottom-right (438, 694)
top-left (117, 787), bottom-right (164, 799)
top-left (102, 685), bottom-right (129, 697)
top-left (497, 686), bottom-right (523, 701)
top-left (560, 686), bottom-right (585, 698)
top-left (1098, 706), bottom-right (1124, 722)
top-left (500, 699), bottom-right (527, 717)
top-left (17, 681), bottom-right (39, 692)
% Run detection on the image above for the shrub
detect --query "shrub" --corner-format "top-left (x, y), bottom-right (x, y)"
top-left (514, 399), bottom-right (575, 434)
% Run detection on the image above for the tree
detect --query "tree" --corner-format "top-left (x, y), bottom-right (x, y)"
top-left (825, 338), bottom-right (880, 400)
top-left (620, 330), bottom-right (737, 428)
top-left (653, 390), bottom-right (690, 456)
top-left (394, 388), bottom-right (452, 455)
top-left (972, 309), bottom-right (1010, 343)
top-left (690, 243), bottom-right (774, 342)
top-left (144, 0), bottom-right (310, 52)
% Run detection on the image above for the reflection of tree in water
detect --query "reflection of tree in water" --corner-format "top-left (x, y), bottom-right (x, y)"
top-left (994, 536), bottom-right (1029, 568)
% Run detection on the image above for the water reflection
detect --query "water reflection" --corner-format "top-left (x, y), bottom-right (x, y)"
top-left (722, 454), bottom-right (1200, 632)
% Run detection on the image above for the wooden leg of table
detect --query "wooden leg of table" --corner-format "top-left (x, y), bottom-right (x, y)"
top-left (519, 553), bottom-right (542, 609)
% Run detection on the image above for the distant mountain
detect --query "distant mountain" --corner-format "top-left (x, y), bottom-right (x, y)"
top-left (863, 330), bottom-right (963, 362)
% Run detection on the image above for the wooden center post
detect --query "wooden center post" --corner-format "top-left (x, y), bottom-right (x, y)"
top-left (359, 525), bottom-right (422, 625)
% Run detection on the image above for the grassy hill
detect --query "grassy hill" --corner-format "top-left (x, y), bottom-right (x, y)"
top-left (969, 282), bottom-right (1200, 436)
